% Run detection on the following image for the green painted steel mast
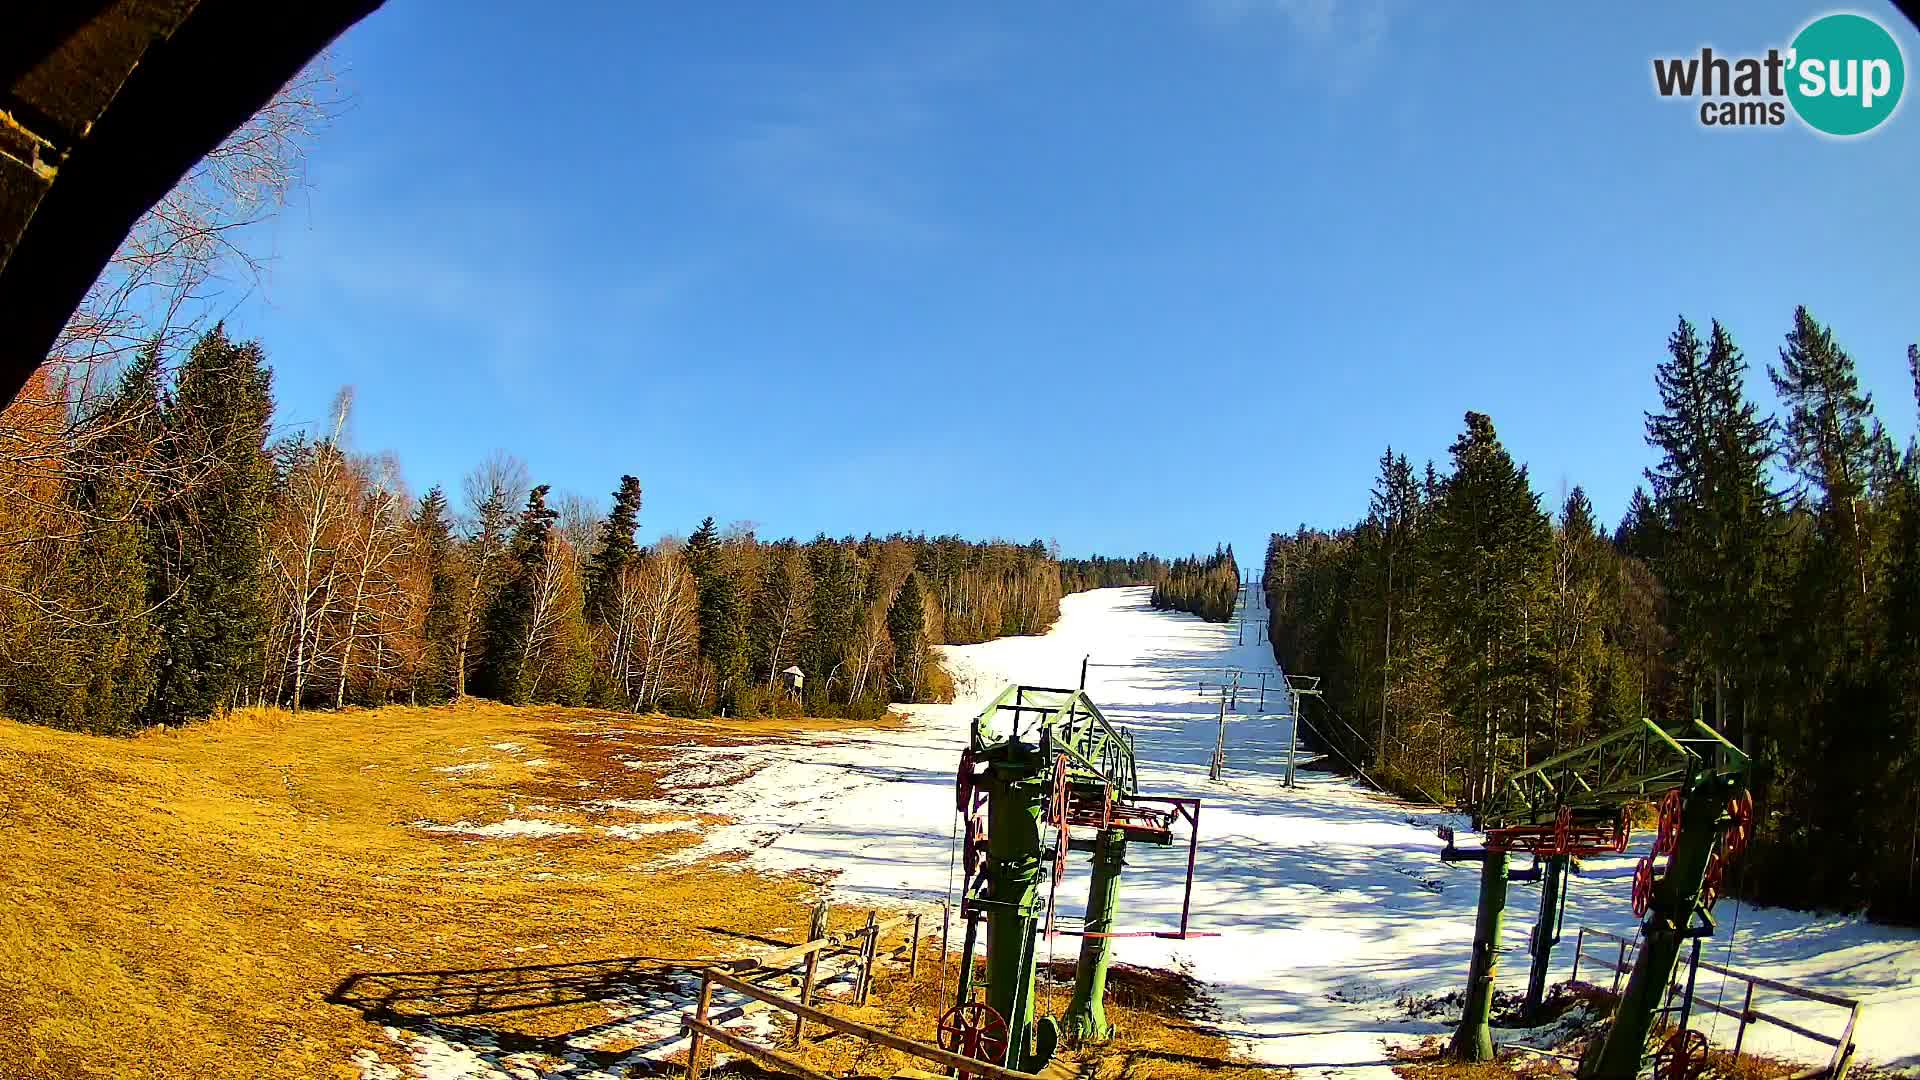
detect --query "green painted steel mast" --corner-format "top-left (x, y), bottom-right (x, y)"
top-left (1062, 826), bottom-right (1127, 1041)
top-left (977, 740), bottom-right (1052, 1068)
top-left (957, 684), bottom-right (1179, 1066)
top-left (1449, 848), bottom-right (1510, 1061)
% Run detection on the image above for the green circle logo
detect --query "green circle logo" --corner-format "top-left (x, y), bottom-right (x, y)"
top-left (1787, 13), bottom-right (1905, 136)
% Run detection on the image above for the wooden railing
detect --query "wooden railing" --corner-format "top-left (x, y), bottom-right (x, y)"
top-left (682, 905), bottom-right (1066, 1080)
top-left (687, 968), bottom-right (1059, 1080)
top-left (1570, 926), bottom-right (1862, 1080)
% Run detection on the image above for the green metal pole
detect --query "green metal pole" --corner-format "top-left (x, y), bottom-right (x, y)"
top-left (1449, 849), bottom-right (1510, 1062)
top-left (983, 752), bottom-right (1047, 1065)
top-left (1062, 826), bottom-right (1127, 1041)
top-left (954, 908), bottom-right (980, 1010)
top-left (1522, 854), bottom-right (1569, 1022)
top-left (1580, 777), bottom-right (1732, 1080)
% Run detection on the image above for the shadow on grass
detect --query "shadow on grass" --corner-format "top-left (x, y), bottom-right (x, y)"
top-left (329, 954), bottom-right (757, 1075)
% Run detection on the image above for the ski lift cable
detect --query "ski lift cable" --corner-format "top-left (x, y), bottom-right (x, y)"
top-left (941, 802), bottom-right (960, 1014)
top-left (1707, 860), bottom-right (1747, 1042)
top-left (1313, 691), bottom-right (1443, 803)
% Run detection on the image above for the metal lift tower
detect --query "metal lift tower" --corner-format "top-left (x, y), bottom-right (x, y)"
top-left (949, 686), bottom-right (1204, 1070)
top-left (1437, 719), bottom-right (1751, 1080)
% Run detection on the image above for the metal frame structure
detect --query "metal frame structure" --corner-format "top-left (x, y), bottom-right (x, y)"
top-left (949, 684), bottom-right (1206, 1064)
top-left (1438, 718), bottom-right (1750, 1080)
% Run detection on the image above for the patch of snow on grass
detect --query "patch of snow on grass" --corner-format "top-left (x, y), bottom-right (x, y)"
top-left (432, 762), bottom-right (490, 774)
top-left (413, 819), bottom-right (581, 838)
top-left (603, 821), bottom-right (700, 839)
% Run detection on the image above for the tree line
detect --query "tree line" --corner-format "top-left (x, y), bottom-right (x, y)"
top-left (0, 328), bottom-right (1083, 730)
top-left (1060, 553), bottom-right (1170, 593)
top-left (1264, 307), bottom-right (1920, 922)
top-left (1150, 546), bottom-right (1241, 623)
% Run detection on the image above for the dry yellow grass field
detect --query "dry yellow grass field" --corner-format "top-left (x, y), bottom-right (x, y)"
top-left (0, 703), bottom-right (1269, 1080)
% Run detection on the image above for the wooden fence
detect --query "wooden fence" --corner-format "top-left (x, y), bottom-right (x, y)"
top-left (1570, 926), bottom-right (1861, 1080)
top-left (682, 907), bottom-right (1067, 1080)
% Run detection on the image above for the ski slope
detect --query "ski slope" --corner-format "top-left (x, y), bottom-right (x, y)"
top-left (665, 587), bottom-right (1920, 1077)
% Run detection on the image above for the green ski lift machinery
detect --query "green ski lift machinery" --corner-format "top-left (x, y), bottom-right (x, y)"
top-left (947, 685), bottom-right (1206, 1070)
top-left (1437, 718), bottom-right (1752, 1080)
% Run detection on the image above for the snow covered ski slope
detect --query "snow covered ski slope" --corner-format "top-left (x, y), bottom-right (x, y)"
top-left (667, 587), bottom-right (1920, 1077)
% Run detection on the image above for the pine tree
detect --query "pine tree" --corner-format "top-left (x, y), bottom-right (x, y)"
top-left (699, 575), bottom-right (747, 711)
top-left (752, 543), bottom-right (813, 690)
top-left (1545, 487), bottom-right (1609, 754)
top-left (415, 486), bottom-right (459, 703)
top-left (1643, 317), bottom-right (1777, 741)
top-left (887, 572), bottom-right (927, 699)
top-left (472, 485), bottom-right (557, 703)
top-left (1366, 446), bottom-right (1419, 765)
top-left (453, 457), bottom-right (525, 698)
top-left (584, 475), bottom-right (642, 623)
top-left (1422, 411), bottom-right (1550, 803)
top-left (1771, 306), bottom-right (1879, 598)
top-left (806, 541), bottom-right (859, 700)
top-left (141, 326), bottom-right (276, 725)
top-left (685, 516), bottom-right (720, 580)
top-left (683, 516), bottom-right (748, 710)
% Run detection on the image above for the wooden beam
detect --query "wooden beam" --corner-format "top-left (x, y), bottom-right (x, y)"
top-left (685, 1018), bottom-right (836, 1080)
top-left (702, 967), bottom-right (1050, 1080)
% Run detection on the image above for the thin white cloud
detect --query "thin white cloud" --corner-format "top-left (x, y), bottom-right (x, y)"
top-left (1200, 0), bottom-right (1394, 92)
top-left (718, 26), bottom-right (1007, 249)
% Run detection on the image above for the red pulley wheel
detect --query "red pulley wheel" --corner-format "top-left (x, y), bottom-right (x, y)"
top-left (956, 747), bottom-right (977, 813)
top-left (938, 1001), bottom-right (1009, 1079)
top-left (1701, 850), bottom-right (1726, 910)
top-left (1724, 790), bottom-right (1755, 860)
top-left (1654, 1028), bottom-right (1710, 1080)
top-left (1654, 790), bottom-right (1683, 857)
top-left (1631, 855), bottom-right (1655, 919)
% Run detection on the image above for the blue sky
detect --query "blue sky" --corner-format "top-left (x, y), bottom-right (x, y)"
top-left (228, 2), bottom-right (1920, 565)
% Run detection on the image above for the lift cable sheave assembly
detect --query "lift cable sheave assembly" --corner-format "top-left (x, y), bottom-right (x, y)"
top-left (1436, 717), bottom-right (1751, 1080)
top-left (947, 684), bottom-right (1209, 1071)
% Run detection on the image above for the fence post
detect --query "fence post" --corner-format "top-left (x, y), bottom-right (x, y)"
top-left (911, 913), bottom-right (923, 980)
top-left (1833, 1004), bottom-right (1861, 1080)
top-left (858, 910), bottom-right (880, 1005)
top-left (793, 901), bottom-right (830, 1045)
top-left (687, 970), bottom-right (716, 1080)
top-left (1732, 982), bottom-right (1755, 1064)
top-left (1571, 928), bottom-right (1585, 986)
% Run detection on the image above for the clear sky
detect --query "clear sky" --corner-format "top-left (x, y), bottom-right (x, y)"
top-left (227, 2), bottom-right (1920, 566)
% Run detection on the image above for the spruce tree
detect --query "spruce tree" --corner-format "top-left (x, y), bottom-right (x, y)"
top-left (684, 516), bottom-right (747, 710)
top-left (455, 478), bottom-right (518, 698)
top-left (751, 543), bottom-right (813, 689)
top-left (472, 485), bottom-right (557, 703)
top-left (1771, 306), bottom-right (1879, 597)
top-left (806, 541), bottom-right (859, 702)
top-left (685, 516), bottom-right (720, 581)
top-left (1366, 446), bottom-right (1419, 765)
top-left (1422, 411), bottom-right (1550, 803)
top-left (1643, 317), bottom-right (1777, 740)
top-left (141, 326), bottom-right (275, 725)
top-left (415, 486), bottom-right (460, 703)
top-left (584, 475), bottom-right (643, 623)
top-left (887, 572), bottom-right (927, 699)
